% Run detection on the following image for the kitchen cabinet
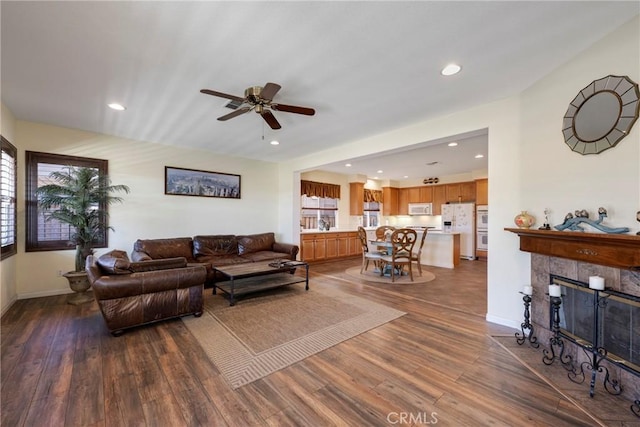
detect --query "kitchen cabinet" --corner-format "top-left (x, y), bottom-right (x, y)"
top-left (301, 231), bottom-right (360, 262)
top-left (432, 185), bottom-right (446, 215)
top-left (407, 187), bottom-right (421, 203)
top-left (419, 186), bottom-right (433, 203)
top-left (445, 182), bottom-right (475, 203)
top-left (325, 233), bottom-right (338, 258)
top-left (348, 233), bottom-right (361, 256)
top-left (398, 188), bottom-right (409, 215)
top-left (349, 182), bottom-right (364, 215)
top-left (301, 233), bottom-right (326, 261)
top-left (382, 187), bottom-right (399, 216)
top-left (475, 178), bottom-right (488, 205)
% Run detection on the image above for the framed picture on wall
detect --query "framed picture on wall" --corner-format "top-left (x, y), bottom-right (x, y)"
top-left (165, 166), bottom-right (241, 199)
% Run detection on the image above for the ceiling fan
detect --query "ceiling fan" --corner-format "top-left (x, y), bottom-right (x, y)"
top-left (200, 82), bottom-right (315, 130)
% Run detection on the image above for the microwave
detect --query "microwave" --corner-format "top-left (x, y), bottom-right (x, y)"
top-left (408, 203), bottom-right (433, 215)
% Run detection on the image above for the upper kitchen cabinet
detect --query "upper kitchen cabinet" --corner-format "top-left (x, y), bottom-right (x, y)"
top-left (382, 187), bottom-right (399, 216)
top-left (407, 187), bottom-right (421, 203)
top-left (445, 182), bottom-right (475, 203)
top-left (419, 186), bottom-right (433, 203)
top-left (432, 185), bottom-right (446, 215)
top-left (398, 188), bottom-right (409, 215)
top-left (475, 179), bottom-right (488, 205)
top-left (349, 182), bottom-right (364, 215)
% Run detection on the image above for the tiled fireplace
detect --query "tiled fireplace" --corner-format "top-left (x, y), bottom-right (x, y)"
top-left (507, 228), bottom-right (640, 403)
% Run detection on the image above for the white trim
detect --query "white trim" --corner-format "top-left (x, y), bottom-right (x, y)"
top-left (1, 294), bottom-right (18, 316)
top-left (485, 313), bottom-right (520, 330)
top-left (18, 288), bottom-right (73, 300)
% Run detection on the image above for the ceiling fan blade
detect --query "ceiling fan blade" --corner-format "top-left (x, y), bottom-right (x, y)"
top-left (261, 110), bottom-right (281, 130)
top-left (271, 103), bottom-right (315, 116)
top-left (201, 89), bottom-right (245, 102)
top-left (217, 106), bottom-right (251, 121)
top-left (260, 83), bottom-right (281, 101)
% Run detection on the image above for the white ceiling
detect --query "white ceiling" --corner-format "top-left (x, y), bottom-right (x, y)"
top-left (2, 1), bottom-right (638, 180)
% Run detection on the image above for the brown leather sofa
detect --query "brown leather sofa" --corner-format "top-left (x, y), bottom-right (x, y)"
top-left (130, 232), bottom-right (299, 284)
top-left (86, 251), bottom-right (207, 336)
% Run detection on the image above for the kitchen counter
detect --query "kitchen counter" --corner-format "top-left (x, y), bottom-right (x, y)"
top-left (365, 228), bottom-right (461, 269)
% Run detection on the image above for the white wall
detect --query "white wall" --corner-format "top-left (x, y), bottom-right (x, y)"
top-left (279, 16), bottom-right (640, 329)
top-left (13, 121), bottom-right (281, 299)
top-left (1, 103), bottom-right (18, 314)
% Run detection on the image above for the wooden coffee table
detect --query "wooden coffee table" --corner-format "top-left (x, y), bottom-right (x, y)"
top-left (212, 261), bottom-right (309, 306)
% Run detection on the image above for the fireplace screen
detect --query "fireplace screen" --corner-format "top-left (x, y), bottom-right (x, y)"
top-left (551, 275), bottom-right (640, 374)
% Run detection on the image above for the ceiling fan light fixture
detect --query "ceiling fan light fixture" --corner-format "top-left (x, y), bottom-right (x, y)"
top-left (441, 64), bottom-right (461, 76)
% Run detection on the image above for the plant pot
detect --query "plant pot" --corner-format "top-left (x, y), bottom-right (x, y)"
top-left (63, 271), bottom-right (93, 305)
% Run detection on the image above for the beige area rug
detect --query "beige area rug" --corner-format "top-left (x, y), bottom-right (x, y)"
top-left (345, 266), bottom-right (436, 284)
top-left (182, 286), bottom-right (406, 389)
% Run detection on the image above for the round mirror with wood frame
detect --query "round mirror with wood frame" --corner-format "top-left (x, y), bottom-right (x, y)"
top-left (562, 75), bottom-right (639, 155)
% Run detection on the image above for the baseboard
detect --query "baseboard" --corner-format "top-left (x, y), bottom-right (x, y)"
top-left (485, 313), bottom-right (520, 330)
top-left (18, 288), bottom-right (73, 300)
top-left (1, 294), bottom-right (18, 317)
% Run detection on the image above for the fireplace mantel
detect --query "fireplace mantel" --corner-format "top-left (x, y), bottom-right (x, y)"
top-left (505, 228), bottom-right (640, 270)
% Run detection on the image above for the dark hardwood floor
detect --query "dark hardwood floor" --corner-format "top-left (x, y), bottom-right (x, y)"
top-left (2, 258), bottom-right (633, 426)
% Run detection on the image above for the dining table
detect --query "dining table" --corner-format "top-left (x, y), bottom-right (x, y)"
top-left (368, 239), bottom-right (408, 278)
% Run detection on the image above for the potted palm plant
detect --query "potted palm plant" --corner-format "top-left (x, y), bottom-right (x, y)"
top-left (36, 166), bottom-right (130, 305)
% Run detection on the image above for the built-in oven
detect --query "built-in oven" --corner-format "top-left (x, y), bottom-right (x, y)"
top-left (476, 230), bottom-right (488, 251)
top-left (476, 205), bottom-right (488, 230)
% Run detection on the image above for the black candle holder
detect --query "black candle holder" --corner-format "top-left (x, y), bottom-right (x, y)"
top-left (515, 292), bottom-right (539, 348)
top-left (567, 290), bottom-right (621, 398)
top-left (542, 295), bottom-right (574, 371)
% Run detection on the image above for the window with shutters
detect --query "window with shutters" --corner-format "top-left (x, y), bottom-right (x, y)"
top-left (25, 151), bottom-right (108, 252)
top-left (1, 137), bottom-right (17, 260)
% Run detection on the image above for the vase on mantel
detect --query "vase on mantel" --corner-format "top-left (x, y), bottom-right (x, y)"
top-left (515, 211), bottom-right (535, 229)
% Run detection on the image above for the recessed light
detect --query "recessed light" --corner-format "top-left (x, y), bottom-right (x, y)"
top-left (270, 140), bottom-right (279, 145)
top-left (404, 175), bottom-right (409, 179)
top-left (108, 103), bottom-right (126, 111)
top-left (475, 154), bottom-right (484, 159)
top-left (345, 163), bottom-right (352, 167)
top-left (377, 170), bottom-right (383, 174)
top-left (448, 142), bottom-right (458, 147)
top-left (441, 64), bottom-right (461, 76)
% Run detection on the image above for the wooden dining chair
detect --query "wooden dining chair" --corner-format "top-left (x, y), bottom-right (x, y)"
top-left (357, 226), bottom-right (385, 274)
top-left (375, 225), bottom-right (395, 241)
top-left (411, 227), bottom-right (429, 276)
top-left (379, 228), bottom-right (417, 282)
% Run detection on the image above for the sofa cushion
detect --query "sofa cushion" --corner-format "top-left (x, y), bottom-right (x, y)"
top-left (197, 254), bottom-right (249, 267)
top-left (128, 257), bottom-right (188, 273)
top-left (237, 232), bottom-right (275, 255)
top-left (240, 250), bottom-right (289, 263)
top-left (97, 250), bottom-right (131, 274)
top-left (133, 237), bottom-right (194, 261)
top-left (193, 235), bottom-right (238, 258)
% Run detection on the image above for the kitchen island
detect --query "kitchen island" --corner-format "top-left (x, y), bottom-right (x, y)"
top-left (418, 230), bottom-right (460, 269)
top-left (364, 228), bottom-right (461, 269)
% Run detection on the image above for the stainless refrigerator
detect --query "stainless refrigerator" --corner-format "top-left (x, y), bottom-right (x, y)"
top-left (441, 203), bottom-right (475, 260)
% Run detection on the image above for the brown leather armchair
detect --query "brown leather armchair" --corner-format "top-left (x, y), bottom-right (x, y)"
top-left (86, 250), bottom-right (207, 336)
